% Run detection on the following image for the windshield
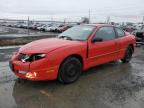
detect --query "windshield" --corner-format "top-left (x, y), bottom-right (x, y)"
top-left (58, 25), bottom-right (96, 41)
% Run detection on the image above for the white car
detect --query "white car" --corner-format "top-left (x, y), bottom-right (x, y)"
top-left (45, 26), bottom-right (53, 32)
top-left (37, 25), bottom-right (47, 31)
top-left (50, 24), bottom-right (64, 31)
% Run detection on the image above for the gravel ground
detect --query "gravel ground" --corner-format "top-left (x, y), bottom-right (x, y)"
top-left (0, 26), bottom-right (59, 37)
top-left (0, 26), bottom-right (42, 35)
top-left (0, 26), bottom-right (59, 46)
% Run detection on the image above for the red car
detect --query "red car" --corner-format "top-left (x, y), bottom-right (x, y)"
top-left (10, 24), bottom-right (136, 84)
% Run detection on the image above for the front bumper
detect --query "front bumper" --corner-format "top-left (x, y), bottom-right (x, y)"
top-left (9, 59), bottom-right (59, 81)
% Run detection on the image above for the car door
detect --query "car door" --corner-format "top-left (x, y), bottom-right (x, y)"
top-left (114, 27), bottom-right (128, 59)
top-left (87, 26), bottom-right (118, 67)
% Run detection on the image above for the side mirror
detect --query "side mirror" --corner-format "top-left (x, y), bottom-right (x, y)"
top-left (91, 37), bottom-right (103, 43)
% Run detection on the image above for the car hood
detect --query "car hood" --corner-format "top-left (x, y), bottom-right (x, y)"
top-left (19, 38), bottom-right (82, 54)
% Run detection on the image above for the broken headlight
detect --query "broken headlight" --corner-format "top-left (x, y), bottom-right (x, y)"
top-left (18, 53), bottom-right (46, 62)
top-left (32, 54), bottom-right (46, 61)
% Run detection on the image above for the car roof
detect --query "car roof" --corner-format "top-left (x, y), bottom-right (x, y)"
top-left (81, 24), bottom-right (114, 27)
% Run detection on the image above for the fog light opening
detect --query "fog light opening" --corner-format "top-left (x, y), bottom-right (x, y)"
top-left (26, 72), bottom-right (37, 79)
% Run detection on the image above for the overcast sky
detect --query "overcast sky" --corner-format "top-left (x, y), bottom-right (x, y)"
top-left (0, 0), bottom-right (144, 22)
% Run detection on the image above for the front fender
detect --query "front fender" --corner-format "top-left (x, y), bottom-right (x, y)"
top-left (47, 43), bottom-right (87, 69)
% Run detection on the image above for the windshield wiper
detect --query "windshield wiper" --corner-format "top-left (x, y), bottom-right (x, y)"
top-left (58, 36), bottom-right (73, 40)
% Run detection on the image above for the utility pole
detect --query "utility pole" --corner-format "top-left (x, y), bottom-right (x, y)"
top-left (64, 18), bottom-right (66, 24)
top-left (51, 17), bottom-right (53, 23)
top-left (106, 16), bottom-right (110, 24)
top-left (142, 16), bottom-right (144, 24)
top-left (27, 16), bottom-right (30, 35)
top-left (89, 9), bottom-right (91, 24)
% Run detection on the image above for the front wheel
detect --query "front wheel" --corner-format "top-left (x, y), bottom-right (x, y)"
top-left (58, 57), bottom-right (82, 84)
top-left (121, 47), bottom-right (133, 63)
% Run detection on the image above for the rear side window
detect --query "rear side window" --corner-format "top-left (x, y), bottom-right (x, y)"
top-left (94, 27), bottom-right (116, 41)
top-left (115, 28), bottom-right (125, 37)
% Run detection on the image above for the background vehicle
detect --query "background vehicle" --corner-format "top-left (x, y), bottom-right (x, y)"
top-left (10, 24), bottom-right (136, 84)
top-left (56, 25), bottom-right (73, 32)
top-left (37, 24), bottom-right (47, 31)
top-left (133, 29), bottom-right (144, 45)
top-left (50, 24), bottom-right (64, 32)
top-left (40, 24), bottom-right (53, 31)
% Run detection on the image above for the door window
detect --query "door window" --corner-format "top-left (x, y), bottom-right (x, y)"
top-left (93, 27), bottom-right (116, 41)
top-left (115, 28), bottom-right (125, 37)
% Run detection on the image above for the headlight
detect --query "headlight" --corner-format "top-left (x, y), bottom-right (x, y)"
top-left (32, 54), bottom-right (46, 61)
top-left (18, 53), bottom-right (46, 62)
top-left (20, 54), bottom-right (31, 63)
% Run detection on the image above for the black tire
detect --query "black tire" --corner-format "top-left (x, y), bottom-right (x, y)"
top-left (58, 57), bottom-right (82, 84)
top-left (121, 46), bottom-right (133, 63)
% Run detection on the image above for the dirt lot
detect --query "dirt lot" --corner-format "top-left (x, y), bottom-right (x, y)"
top-left (0, 26), bottom-right (59, 46)
top-left (0, 46), bottom-right (144, 108)
top-left (0, 26), bottom-right (59, 37)
top-left (0, 26), bottom-right (36, 35)
top-left (0, 26), bottom-right (50, 35)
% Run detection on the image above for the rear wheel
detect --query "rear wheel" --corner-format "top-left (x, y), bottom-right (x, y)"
top-left (58, 57), bottom-right (82, 84)
top-left (121, 46), bottom-right (133, 63)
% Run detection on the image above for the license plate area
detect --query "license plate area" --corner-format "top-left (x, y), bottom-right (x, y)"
top-left (18, 71), bottom-right (27, 75)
